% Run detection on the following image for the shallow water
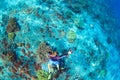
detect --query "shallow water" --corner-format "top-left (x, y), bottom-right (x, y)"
top-left (0, 0), bottom-right (120, 80)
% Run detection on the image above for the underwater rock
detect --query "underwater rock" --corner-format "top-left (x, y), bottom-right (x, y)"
top-left (23, 8), bottom-right (34, 14)
top-left (59, 30), bottom-right (66, 38)
top-left (43, 0), bottom-right (54, 4)
top-left (17, 43), bottom-right (25, 47)
top-left (64, 10), bottom-right (73, 19)
top-left (65, 74), bottom-right (71, 80)
top-left (68, 0), bottom-right (88, 13)
top-left (99, 69), bottom-right (107, 77)
top-left (6, 18), bottom-right (20, 33)
top-left (94, 38), bottom-right (101, 47)
top-left (25, 43), bottom-right (30, 49)
top-left (88, 72), bottom-right (96, 79)
top-left (67, 30), bottom-right (76, 43)
top-left (2, 51), bottom-right (17, 62)
top-left (9, 43), bottom-right (18, 50)
top-left (34, 62), bottom-right (41, 71)
top-left (2, 14), bottom-right (9, 26)
top-left (21, 48), bottom-right (26, 54)
top-left (74, 18), bottom-right (85, 29)
top-left (107, 37), bottom-right (113, 44)
top-left (55, 12), bottom-right (65, 21)
top-left (2, 38), bottom-right (9, 50)
top-left (68, 0), bottom-right (82, 13)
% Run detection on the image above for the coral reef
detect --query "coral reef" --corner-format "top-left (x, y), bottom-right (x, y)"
top-left (36, 42), bottom-right (52, 63)
top-left (36, 69), bottom-right (49, 80)
top-left (25, 43), bottom-right (31, 49)
top-left (74, 18), bottom-right (85, 29)
top-left (0, 0), bottom-right (119, 80)
top-left (67, 30), bottom-right (76, 43)
top-left (1, 51), bottom-right (17, 66)
top-left (99, 69), bottom-right (107, 77)
top-left (8, 32), bottom-right (15, 40)
top-left (6, 18), bottom-right (20, 33)
top-left (67, 0), bottom-right (88, 13)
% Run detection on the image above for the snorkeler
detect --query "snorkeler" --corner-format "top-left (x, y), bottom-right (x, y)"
top-left (48, 50), bottom-right (72, 73)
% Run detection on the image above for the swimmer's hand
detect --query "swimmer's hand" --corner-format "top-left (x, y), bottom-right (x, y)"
top-left (68, 50), bottom-right (72, 55)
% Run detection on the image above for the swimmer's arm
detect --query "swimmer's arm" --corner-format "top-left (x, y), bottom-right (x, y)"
top-left (49, 54), bottom-right (56, 57)
top-left (57, 51), bottom-right (73, 59)
top-left (57, 55), bottom-right (66, 59)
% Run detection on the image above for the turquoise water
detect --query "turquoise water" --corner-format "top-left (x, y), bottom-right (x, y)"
top-left (0, 0), bottom-right (120, 80)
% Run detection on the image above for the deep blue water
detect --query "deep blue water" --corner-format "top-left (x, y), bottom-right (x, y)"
top-left (112, 0), bottom-right (120, 51)
top-left (110, 0), bottom-right (120, 25)
top-left (107, 0), bottom-right (120, 51)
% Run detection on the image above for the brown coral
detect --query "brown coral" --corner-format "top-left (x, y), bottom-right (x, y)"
top-left (25, 43), bottom-right (30, 49)
top-left (2, 51), bottom-right (16, 62)
top-left (6, 18), bottom-right (20, 33)
top-left (36, 42), bottom-right (52, 63)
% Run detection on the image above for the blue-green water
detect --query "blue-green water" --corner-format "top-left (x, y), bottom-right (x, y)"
top-left (0, 0), bottom-right (120, 80)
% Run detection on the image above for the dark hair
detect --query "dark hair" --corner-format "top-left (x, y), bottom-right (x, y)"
top-left (48, 52), bottom-right (52, 55)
